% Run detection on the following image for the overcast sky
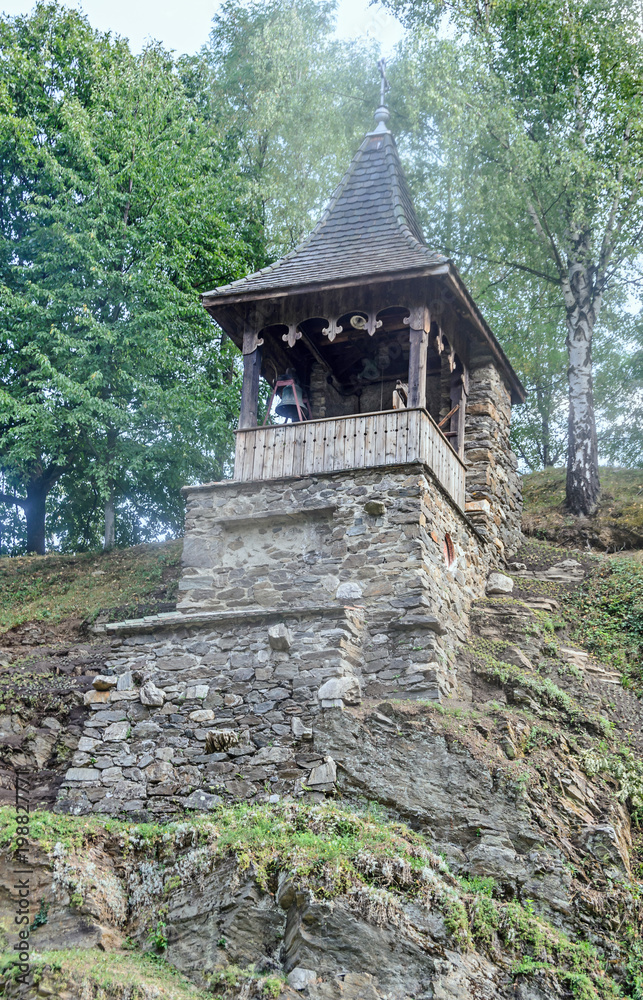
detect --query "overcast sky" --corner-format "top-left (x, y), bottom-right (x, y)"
top-left (1, 0), bottom-right (405, 56)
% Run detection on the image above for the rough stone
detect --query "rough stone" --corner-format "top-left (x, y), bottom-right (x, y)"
top-left (486, 572), bottom-right (514, 596)
top-left (287, 968), bottom-right (317, 990)
top-left (308, 757), bottom-right (337, 788)
top-left (140, 681), bottom-right (165, 707)
top-left (317, 676), bottom-right (362, 706)
top-left (183, 789), bottom-right (223, 811)
top-left (92, 675), bottom-right (118, 691)
top-left (268, 623), bottom-right (294, 651)
top-left (335, 582), bottom-right (363, 601)
top-left (103, 721), bottom-right (130, 742)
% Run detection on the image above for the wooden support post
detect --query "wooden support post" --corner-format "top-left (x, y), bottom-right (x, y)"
top-left (404, 306), bottom-right (430, 409)
top-left (239, 329), bottom-right (263, 429)
top-left (450, 363), bottom-right (468, 456)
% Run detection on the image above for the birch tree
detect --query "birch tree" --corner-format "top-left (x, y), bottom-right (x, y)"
top-left (386, 0), bottom-right (643, 514)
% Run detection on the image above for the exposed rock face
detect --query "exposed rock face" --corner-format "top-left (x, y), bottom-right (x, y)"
top-left (5, 517), bottom-right (643, 997)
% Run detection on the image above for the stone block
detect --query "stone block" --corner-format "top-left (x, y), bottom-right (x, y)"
top-left (183, 789), bottom-right (223, 811)
top-left (186, 684), bottom-right (209, 700)
top-left (268, 623), bottom-right (293, 651)
top-left (66, 767), bottom-right (101, 782)
top-left (307, 757), bottom-right (336, 788)
top-left (116, 671), bottom-right (133, 691)
top-left (253, 746), bottom-right (294, 765)
top-left (292, 717), bottom-right (313, 740)
top-left (84, 690), bottom-right (111, 707)
top-left (317, 676), bottom-right (361, 705)
top-left (189, 709), bottom-right (215, 723)
top-left (92, 675), bottom-right (117, 691)
top-left (103, 721), bottom-right (130, 742)
top-left (335, 581), bottom-right (363, 601)
top-left (140, 682), bottom-right (165, 707)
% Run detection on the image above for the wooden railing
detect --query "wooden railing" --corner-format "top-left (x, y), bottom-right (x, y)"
top-left (234, 407), bottom-right (466, 509)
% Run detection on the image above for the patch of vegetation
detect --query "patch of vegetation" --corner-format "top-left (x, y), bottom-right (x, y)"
top-left (470, 642), bottom-right (611, 735)
top-left (209, 964), bottom-right (285, 998)
top-left (579, 743), bottom-right (643, 826)
top-left (566, 559), bottom-right (643, 693)
top-left (0, 540), bottom-right (181, 633)
top-left (522, 467), bottom-right (643, 551)
top-left (0, 947), bottom-right (209, 998)
top-left (0, 802), bottom-right (636, 1000)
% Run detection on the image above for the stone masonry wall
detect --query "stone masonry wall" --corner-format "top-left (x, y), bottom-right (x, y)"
top-left (178, 465), bottom-right (490, 632)
top-left (464, 362), bottom-right (522, 559)
top-left (56, 464), bottom-right (508, 819)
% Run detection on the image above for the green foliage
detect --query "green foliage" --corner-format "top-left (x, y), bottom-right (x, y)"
top-left (567, 558), bottom-right (643, 689)
top-left (580, 743), bottom-right (643, 825)
top-left (0, 948), bottom-right (212, 998)
top-left (0, 801), bottom-right (632, 999)
top-left (0, 2), bottom-right (258, 553)
top-left (187, 0), bottom-right (378, 259)
top-left (471, 641), bottom-right (612, 734)
top-left (385, 0), bottom-right (643, 480)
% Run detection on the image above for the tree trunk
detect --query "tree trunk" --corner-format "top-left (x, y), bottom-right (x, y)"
top-left (103, 486), bottom-right (116, 551)
top-left (23, 483), bottom-right (47, 555)
top-left (565, 287), bottom-right (600, 515)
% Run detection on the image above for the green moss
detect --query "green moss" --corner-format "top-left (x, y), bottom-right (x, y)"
top-left (470, 642), bottom-right (611, 734)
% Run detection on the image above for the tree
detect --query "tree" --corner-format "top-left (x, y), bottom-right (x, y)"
top-left (0, 4), bottom-right (256, 553)
top-left (182, 0), bottom-right (379, 257)
top-left (386, 0), bottom-right (643, 513)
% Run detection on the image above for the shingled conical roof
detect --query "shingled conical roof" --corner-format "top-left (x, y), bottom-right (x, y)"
top-left (204, 109), bottom-right (446, 300)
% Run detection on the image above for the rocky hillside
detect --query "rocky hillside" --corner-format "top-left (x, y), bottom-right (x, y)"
top-left (1, 491), bottom-right (643, 999)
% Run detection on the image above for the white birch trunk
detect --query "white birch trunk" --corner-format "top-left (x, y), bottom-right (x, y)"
top-left (103, 487), bottom-right (116, 551)
top-left (562, 265), bottom-right (601, 516)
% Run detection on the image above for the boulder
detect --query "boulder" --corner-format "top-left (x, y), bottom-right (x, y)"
top-left (486, 572), bottom-right (514, 596)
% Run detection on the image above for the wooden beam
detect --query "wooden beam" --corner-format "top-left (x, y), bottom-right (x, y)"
top-left (239, 330), bottom-right (263, 429)
top-left (404, 305), bottom-right (430, 409)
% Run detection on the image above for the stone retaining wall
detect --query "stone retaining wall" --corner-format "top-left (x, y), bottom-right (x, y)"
top-left (57, 463), bottom-right (511, 818)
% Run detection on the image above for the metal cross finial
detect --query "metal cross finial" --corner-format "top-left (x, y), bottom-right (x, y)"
top-left (377, 58), bottom-right (390, 107)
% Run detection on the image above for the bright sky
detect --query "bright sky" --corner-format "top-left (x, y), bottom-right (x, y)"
top-left (1, 0), bottom-right (405, 55)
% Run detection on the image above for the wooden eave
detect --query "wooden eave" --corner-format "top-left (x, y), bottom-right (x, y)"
top-left (204, 262), bottom-right (526, 406)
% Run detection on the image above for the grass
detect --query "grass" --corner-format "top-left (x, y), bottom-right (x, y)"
top-left (0, 539), bottom-right (182, 634)
top-left (0, 948), bottom-right (211, 998)
top-left (564, 557), bottom-right (643, 692)
top-left (0, 802), bottom-right (634, 1000)
top-left (522, 467), bottom-right (643, 549)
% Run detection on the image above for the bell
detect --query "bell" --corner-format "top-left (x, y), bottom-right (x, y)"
top-left (275, 373), bottom-right (309, 422)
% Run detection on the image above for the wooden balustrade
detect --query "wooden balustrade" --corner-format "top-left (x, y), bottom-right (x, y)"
top-left (234, 407), bottom-right (466, 508)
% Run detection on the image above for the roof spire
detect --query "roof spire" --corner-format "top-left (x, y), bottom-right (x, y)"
top-left (374, 58), bottom-right (391, 132)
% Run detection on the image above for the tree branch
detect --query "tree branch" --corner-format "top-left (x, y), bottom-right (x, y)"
top-left (0, 492), bottom-right (27, 509)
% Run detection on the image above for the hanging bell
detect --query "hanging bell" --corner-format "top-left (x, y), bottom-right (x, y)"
top-left (275, 373), bottom-right (309, 422)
